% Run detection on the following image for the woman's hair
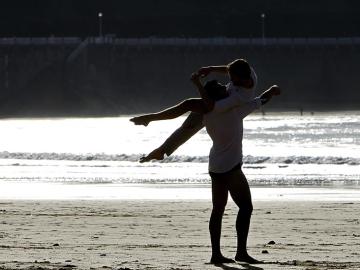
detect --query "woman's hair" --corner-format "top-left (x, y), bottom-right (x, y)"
top-left (204, 80), bottom-right (227, 101)
top-left (227, 59), bottom-right (251, 79)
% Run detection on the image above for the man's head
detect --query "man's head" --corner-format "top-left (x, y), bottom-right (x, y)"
top-left (227, 59), bottom-right (252, 87)
top-left (204, 80), bottom-right (228, 101)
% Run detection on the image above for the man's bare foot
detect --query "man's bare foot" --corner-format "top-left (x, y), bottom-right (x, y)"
top-left (235, 253), bottom-right (263, 264)
top-left (139, 147), bottom-right (165, 163)
top-left (210, 255), bottom-right (235, 264)
top-left (130, 115), bottom-right (151, 126)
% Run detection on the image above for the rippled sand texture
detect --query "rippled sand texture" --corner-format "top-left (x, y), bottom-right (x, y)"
top-left (0, 200), bottom-right (359, 270)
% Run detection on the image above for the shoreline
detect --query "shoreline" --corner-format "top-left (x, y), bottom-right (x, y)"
top-left (0, 182), bottom-right (360, 201)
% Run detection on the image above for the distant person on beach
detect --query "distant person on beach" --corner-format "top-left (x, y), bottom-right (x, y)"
top-left (130, 59), bottom-right (281, 264)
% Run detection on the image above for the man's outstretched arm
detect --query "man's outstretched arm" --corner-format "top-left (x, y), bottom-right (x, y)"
top-left (236, 85), bottom-right (281, 119)
top-left (140, 112), bottom-right (204, 162)
top-left (259, 85), bottom-right (281, 105)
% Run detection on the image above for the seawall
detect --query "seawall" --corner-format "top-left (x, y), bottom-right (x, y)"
top-left (0, 37), bottom-right (359, 116)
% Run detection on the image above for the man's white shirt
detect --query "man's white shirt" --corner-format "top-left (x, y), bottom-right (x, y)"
top-left (203, 68), bottom-right (261, 173)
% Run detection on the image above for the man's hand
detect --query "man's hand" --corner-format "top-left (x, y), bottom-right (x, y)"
top-left (260, 85), bottom-right (281, 105)
top-left (139, 147), bottom-right (166, 163)
top-left (197, 66), bottom-right (212, 77)
top-left (269, 85), bottom-right (281, 96)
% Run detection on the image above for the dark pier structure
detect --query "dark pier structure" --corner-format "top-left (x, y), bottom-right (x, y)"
top-left (1, 0), bottom-right (359, 116)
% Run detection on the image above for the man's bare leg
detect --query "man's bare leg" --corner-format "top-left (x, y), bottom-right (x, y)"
top-left (209, 172), bottom-right (235, 264)
top-left (227, 168), bottom-right (262, 264)
top-left (130, 98), bottom-right (205, 126)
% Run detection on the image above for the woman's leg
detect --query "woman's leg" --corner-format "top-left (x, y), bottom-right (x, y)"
top-left (209, 172), bottom-right (234, 263)
top-left (130, 98), bottom-right (206, 126)
top-left (227, 168), bottom-right (261, 264)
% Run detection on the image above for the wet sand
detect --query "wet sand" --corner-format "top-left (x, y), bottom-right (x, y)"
top-left (0, 200), bottom-right (359, 270)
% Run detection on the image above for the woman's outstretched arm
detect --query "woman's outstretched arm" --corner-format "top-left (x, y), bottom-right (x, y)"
top-left (130, 98), bottom-right (207, 126)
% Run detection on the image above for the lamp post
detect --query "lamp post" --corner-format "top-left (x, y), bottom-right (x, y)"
top-left (98, 12), bottom-right (103, 37)
top-left (261, 13), bottom-right (266, 45)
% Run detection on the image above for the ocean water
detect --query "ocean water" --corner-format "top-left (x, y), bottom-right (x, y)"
top-left (0, 112), bottom-right (359, 200)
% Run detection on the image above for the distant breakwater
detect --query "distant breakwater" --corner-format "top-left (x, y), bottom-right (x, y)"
top-left (0, 37), bottom-right (359, 117)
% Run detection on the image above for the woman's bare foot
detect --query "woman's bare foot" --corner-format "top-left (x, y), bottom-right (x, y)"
top-left (139, 147), bottom-right (165, 163)
top-left (235, 253), bottom-right (263, 264)
top-left (210, 255), bottom-right (235, 264)
top-left (130, 115), bottom-right (151, 126)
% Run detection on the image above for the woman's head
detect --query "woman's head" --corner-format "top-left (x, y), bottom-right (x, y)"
top-left (204, 80), bottom-right (228, 101)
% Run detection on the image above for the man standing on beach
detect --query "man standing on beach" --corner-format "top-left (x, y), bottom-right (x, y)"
top-left (137, 59), bottom-right (280, 263)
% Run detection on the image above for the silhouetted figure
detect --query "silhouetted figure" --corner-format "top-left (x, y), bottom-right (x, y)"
top-left (131, 59), bottom-right (281, 264)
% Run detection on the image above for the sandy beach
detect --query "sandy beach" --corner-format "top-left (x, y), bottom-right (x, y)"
top-left (0, 200), bottom-right (359, 270)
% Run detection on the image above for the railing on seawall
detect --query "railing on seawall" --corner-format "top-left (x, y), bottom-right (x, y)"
top-left (0, 37), bottom-right (81, 45)
top-left (1, 37), bottom-right (360, 47)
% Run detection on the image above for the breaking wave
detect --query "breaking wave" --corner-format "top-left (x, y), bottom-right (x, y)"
top-left (0, 151), bottom-right (359, 165)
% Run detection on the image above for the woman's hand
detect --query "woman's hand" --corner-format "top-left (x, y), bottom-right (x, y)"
top-left (197, 66), bottom-right (212, 77)
top-left (190, 72), bottom-right (201, 83)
